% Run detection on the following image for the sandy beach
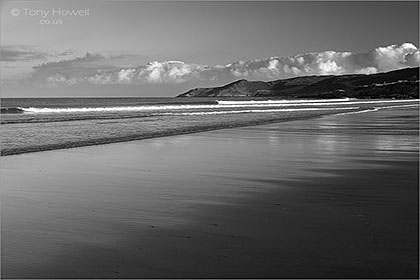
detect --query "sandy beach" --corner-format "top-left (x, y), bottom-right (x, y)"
top-left (2, 0), bottom-right (419, 278)
top-left (1, 107), bottom-right (418, 278)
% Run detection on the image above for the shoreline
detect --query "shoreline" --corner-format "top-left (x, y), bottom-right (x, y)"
top-left (3, 103), bottom-right (418, 157)
top-left (1, 108), bottom-right (358, 156)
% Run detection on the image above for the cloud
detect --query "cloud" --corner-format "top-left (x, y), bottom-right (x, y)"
top-left (138, 61), bottom-right (208, 83)
top-left (404, 49), bottom-right (420, 66)
top-left (372, 42), bottom-right (418, 70)
top-left (26, 52), bottom-right (113, 86)
top-left (221, 43), bottom-right (419, 79)
top-left (7, 43), bottom-right (420, 87)
top-left (1, 45), bottom-right (76, 62)
top-left (1, 45), bottom-right (49, 62)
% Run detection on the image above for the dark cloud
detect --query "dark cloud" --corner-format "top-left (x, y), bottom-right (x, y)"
top-left (1, 45), bottom-right (49, 62)
top-left (1, 45), bottom-right (78, 63)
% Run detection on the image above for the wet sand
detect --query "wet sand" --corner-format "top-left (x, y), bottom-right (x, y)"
top-left (1, 107), bottom-right (419, 278)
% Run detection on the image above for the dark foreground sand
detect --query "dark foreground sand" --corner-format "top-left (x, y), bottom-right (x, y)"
top-left (1, 107), bottom-right (419, 278)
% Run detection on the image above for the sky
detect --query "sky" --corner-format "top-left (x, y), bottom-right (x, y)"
top-left (1, 0), bottom-right (419, 97)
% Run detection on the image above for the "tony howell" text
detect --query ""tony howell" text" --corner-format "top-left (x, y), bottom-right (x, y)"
top-left (21, 8), bottom-right (90, 18)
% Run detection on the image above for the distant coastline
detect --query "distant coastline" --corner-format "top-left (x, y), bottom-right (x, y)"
top-left (177, 67), bottom-right (419, 99)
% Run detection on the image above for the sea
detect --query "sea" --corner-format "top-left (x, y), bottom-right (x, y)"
top-left (1, 97), bottom-right (419, 156)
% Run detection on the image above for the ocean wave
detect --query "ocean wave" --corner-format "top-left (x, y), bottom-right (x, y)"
top-left (12, 99), bottom-right (419, 114)
top-left (0, 107), bottom-right (25, 114)
top-left (334, 109), bottom-right (379, 116)
top-left (163, 107), bottom-right (360, 116)
top-left (216, 98), bottom-right (352, 105)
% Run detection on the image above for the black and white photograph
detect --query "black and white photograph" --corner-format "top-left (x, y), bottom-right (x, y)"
top-left (0, 0), bottom-right (419, 278)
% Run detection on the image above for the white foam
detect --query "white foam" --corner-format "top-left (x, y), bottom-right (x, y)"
top-left (334, 104), bottom-right (419, 116)
top-left (334, 109), bottom-right (379, 116)
top-left (375, 104), bottom-right (419, 110)
top-left (163, 107), bottom-right (360, 116)
top-left (216, 98), bottom-right (352, 105)
top-left (20, 99), bottom-right (419, 114)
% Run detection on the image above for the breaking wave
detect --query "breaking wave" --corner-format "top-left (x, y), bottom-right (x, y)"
top-left (7, 99), bottom-right (419, 114)
top-left (0, 107), bottom-right (25, 114)
top-left (216, 98), bottom-right (352, 105)
top-left (164, 107), bottom-right (359, 116)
